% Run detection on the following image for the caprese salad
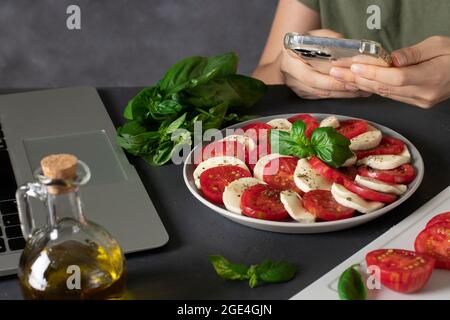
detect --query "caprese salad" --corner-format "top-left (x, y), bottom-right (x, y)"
top-left (192, 114), bottom-right (417, 223)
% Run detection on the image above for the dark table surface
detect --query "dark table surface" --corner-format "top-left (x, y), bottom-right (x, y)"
top-left (0, 85), bottom-right (449, 299)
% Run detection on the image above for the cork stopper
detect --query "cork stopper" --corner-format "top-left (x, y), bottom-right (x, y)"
top-left (40, 154), bottom-right (78, 194)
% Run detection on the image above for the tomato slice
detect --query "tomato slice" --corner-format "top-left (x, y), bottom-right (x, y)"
top-left (242, 122), bottom-right (272, 143)
top-left (426, 212), bottom-right (450, 228)
top-left (287, 114), bottom-right (319, 138)
top-left (240, 184), bottom-right (289, 221)
top-left (357, 164), bottom-right (416, 184)
top-left (262, 157), bottom-right (301, 192)
top-left (356, 137), bottom-right (405, 160)
top-left (366, 249), bottom-right (435, 293)
top-left (303, 190), bottom-right (355, 221)
top-left (415, 222), bottom-right (450, 270)
top-left (242, 123), bottom-right (272, 171)
top-left (343, 179), bottom-right (398, 203)
top-left (338, 166), bottom-right (357, 181)
top-left (337, 120), bottom-right (368, 139)
top-left (199, 165), bottom-right (251, 205)
top-left (198, 140), bottom-right (246, 164)
top-left (308, 156), bottom-right (348, 184)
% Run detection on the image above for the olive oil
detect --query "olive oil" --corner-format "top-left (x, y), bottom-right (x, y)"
top-left (16, 154), bottom-right (127, 300)
top-left (19, 238), bottom-right (126, 300)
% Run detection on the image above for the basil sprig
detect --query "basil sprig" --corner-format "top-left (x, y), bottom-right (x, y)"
top-left (270, 120), bottom-right (353, 168)
top-left (338, 264), bottom-right (367, 300)
top-left (208, 255), bottom-right (296, 288)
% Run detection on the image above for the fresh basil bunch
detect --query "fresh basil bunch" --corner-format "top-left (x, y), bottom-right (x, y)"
top-left (270, 120), bottom-right (353, 168)
top-left (116, 52), bottom-right (267, 166)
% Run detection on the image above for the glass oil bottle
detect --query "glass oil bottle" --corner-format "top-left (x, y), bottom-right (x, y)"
top-left (16, 154), bottom-right (126, 299)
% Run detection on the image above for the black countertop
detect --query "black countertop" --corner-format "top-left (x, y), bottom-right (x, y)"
top-left (0, 86), bottom-right (449, 299)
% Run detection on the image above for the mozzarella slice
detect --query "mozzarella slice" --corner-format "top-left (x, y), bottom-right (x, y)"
top-left (355, 175), bottom-right (407, 195)
top-left (400, 145), bottom-right (411, 160)
top-left (220, 134), bottom-right (256, 152)
top-left (266, 118), bottom-right (292, 131)
top-left (357, 154), bottom-right (410, 170)
top-left (280, 190), bottom-right (315, 223)
top-left (223, 177), bottom-right (264, 214)
top-left (193, 156), bottom-right (249, 189)
top-left (320, 116), bottom-right (340, 128)
top-left (350, 130), bottom-right (382, 151)
top-left (253, 153), bottom-right (290, 180)
top-left (331, 183), bottom-right (384, 214)
top-left (294, 158), bottom-right (332, 192)
top-left (342, 152), bottom-right (357, 167)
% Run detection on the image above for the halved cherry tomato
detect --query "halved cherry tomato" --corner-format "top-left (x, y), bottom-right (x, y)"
top-left (303, 190), bottom-right (355, 221)
top-left (199, 165), bottom-right (251, 205)
top-left (357, 164), bottom-right (416, 184)
top-left (343, 179), bottom-right (397, 203)
top-left (356, 137), bottom-right (405, 159)
top-left (366, 249), bottom-right (435, 293)
top-left (337, 120), bottom-right (368, 139)
top-left (426, 212), bottom-right (450, 228)
top-left (308, 156), bottom-right (348, 184)
top-left (240, 184), bottom-right (289, 221)
top-left (197, 140), bottom-right (246, 164)
top-left (415, 222), bottom-right (450, 270)
top-left (262, 157), bottom-right (300, 192)
top-left (287, 114), bottom-right (319, 138)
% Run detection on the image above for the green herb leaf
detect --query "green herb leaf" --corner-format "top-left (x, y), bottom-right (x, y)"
top-left (181, 74), bottom-right (267, 109)
top-left (148, 99), bottom-right (184, 121)
top-left (158, 52), bottom-right (238, 96)
top-left (310, 127), bottom-right (353, 168)
top-left (209, 256), bottom-right (297, 288)
top-left (270, 129), bottom-right (314, 158)
top-left (255, 260), bottom-right (297, 284)
top-left (123, 87), bottom-right (161, 120)
top-left (208, 256), bottom-right (249, 281)
top-left (338, 264), bottom-right (367, 300)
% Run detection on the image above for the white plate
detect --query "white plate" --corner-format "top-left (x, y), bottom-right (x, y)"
top-left (291, 186), bottom-right (450, 300)
top-left (183, 114), bottom-right (424, 234)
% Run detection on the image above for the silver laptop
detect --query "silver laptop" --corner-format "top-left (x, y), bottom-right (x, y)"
top-left (0, 86), bottom-right (169, 276)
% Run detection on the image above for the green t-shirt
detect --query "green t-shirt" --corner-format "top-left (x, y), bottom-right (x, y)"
top-left (299, 0), bottom-right (450, 52)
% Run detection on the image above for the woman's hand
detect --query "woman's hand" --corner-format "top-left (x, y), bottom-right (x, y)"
top-left (330, 36), bottom-right (450, 108)
top-left (276, 29), bottom-right (370, 99)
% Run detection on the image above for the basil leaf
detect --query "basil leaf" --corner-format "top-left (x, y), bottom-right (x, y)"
top-left (181, 74), bottom-right (267, 109)
top-left (208, 256), bottom-right (249, 281)
top-left (149, 99), bottom-right (184, 121)
top-left (255, 260), bottom-right (297, 284)
top-left (310, 127), bottom-right (353, 168)
top-left (164, 112), bottom-right (187, 134)
top-left (116, 121), bottom-right (160, 156)
top-left (247, 265), bottom-right (259, 288)
top-left (270, 130), bottom-right (314, 158)
top-left (338, 264), bottom-right (366, 300)
top-left (123, 87), bottom-right (160, 120)
top-left (158, 52), bottom-right (238, 96)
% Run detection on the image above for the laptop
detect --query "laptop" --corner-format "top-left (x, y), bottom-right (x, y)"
top-left (0, 86), bottom-right (169, 276)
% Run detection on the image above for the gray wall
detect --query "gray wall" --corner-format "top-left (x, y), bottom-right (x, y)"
top-left (0, 0), bottom-right (277, 88)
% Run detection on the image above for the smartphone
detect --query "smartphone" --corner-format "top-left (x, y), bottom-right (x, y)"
top-left (284, 32), bottom-right (391, 74)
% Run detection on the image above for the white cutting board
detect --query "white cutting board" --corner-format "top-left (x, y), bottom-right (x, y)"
top-left (291, 186), bottom-right (450, 300)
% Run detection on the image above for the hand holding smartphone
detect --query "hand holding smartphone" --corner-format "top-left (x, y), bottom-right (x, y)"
top-left (284, 32), bottom-right (392, 74)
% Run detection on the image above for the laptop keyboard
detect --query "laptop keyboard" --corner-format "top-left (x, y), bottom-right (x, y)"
top-left (0, 122), bottom-right (26, 253)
